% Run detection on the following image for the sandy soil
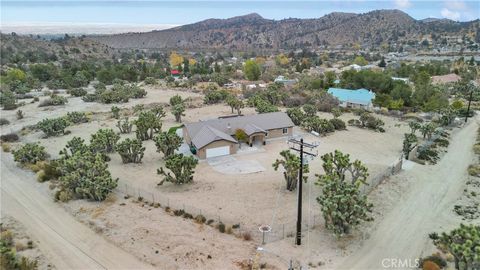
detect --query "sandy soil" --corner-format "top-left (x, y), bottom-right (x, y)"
top-left (0, 85), bottom-right (202, 136)
top-left (16, 99), bottom-right (409, 234)
top-left (0, 154), bottom-right (154, 269)
top-left (0, 215), bottom-right (55, 270)
top-left (262, 117), bottom-right (479, 270)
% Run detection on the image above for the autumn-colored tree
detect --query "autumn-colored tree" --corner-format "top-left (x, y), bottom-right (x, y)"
top-left (169, 51), bottom-right (184, 67)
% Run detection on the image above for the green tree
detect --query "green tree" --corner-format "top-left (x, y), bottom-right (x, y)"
top-left (115, 138), bottom-right (145, 163)
top-left (429, 224), bottom-right (479, 270)
top-left (157, 154), bottom-right (199, 185)
top-left (234, 129), bottom-right (248, 145)
top-left (0, 89), bottom-right (17, 110)
top-left (154, 132), bottom-right (182, 159)
top-left (272, 150), bottom-right (309, 191)
top-left (353, 56), bottom-right (368, 66)
top-left (244, 59), bottom-right (261, 81)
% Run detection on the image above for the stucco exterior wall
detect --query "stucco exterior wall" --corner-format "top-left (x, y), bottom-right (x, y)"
top-left (197, 140), bottom-right (238, 159)
top-left (265, 127), bottom-right (293, 139)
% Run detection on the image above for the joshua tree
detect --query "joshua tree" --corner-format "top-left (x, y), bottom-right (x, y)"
top-left (151, 104), bottom-right (166, 118)
top-left (318, 150), bottom-right (369, 186)
top-left (90, 128), bottom-right (120, 154)
top-left (316, 174), bottom-right (373, 236)
top-left (111, 106), bottom-right (120, 119)
top-left (226, 95), bottom-right (244, 115)
top-left (157, 154), bottom-right (198, 185)
top-left (115, 138), bottom-right (145, 163)
top-left (429, 224), bottom-right (480, 270)
top-left (286, 107), bottom-right (305, 126)
top-left (170, 94), bottom-right (186, 122)
top-left (59, 137), bottom-right (89, 158)
top-left (272, 150), bottom-right (309, 191)
top-left (303, 104), bottom-right (317, 117)
top-left (331, 108), bottom-right (342, 118)
top-left (408, 121), bottom-right (421, 135)
top-left (154, 132), bottom-right (182, 159)
top-left (420, 122), bottom-right (437, 139)
top-left (116, 117), bottom-right (133, 134)
top-left (402, 133), bottom-right (418, 159)
top-left (135, 111), bottom-right (162, 140)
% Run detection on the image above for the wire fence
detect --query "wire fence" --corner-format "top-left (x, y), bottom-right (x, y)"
top-left (114, 154), bottom-right (404, 245)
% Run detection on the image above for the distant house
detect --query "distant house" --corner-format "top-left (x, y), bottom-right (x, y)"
top-left (274, 75), bottom-right (297, 86)
top-left (183, 112), bottom-right (294, 159)
top-left (171, 70), bottom-right (180, 77)
top-left (431, 73), bottom-right (461, 85)
top-left (328, 88), bottom-right (376, 109)
top-left (391, 77), bottom-right (410, 84)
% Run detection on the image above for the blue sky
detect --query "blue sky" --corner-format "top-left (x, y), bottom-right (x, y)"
top-left (1, 0), bottom-right (479, 25)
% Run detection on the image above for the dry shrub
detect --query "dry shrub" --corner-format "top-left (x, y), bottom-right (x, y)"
top-left (468, 164), bottom-right (480, 177)
top-left (225, 226), bottom-right (233, 234)
top-left (0, 133), bottom-right (19, 142)
top-left (422, 261), bottom-right (440, 270)
top-left (195, 215), bottom-right (206, 224)
top-left (36, 170), bottom-right (47, 182)
top-left (474, 144), bottom-right (480, 155)
top-left (1, 143), bottom-right (11, 152)
top-left (104, 193), bottom-right (117, 203)
top-left (15, 242), bottom-right (26, 251)
top-left (242, 232), bottom-right (252, 241)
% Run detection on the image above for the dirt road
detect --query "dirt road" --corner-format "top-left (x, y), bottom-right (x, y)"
top-left (338, 118), bottom-right (479, 270)
top-left (0, 154), bottom-right (154, 270)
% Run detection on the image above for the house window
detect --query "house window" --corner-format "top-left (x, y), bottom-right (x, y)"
top-left (282, 128), bottom-right (288, 134)
top-left (265, 132), bottom-right (268, 137)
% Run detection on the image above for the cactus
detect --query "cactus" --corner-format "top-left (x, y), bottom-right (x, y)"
top-left (66, 111), bottom-right (88, 124)
top-left (59, 137), bottom-right (89, 158)
top-left (403, 133), bottom-right (418, 160)
top-left (169, 95), bottom-right (186, 122)
top-left (154, 132), bottom-right (182, 159)
top-left (115, 138), bottom-right (145, 164)
top-left (16, 110), bottom-right (24, 120)
top-left (111, 106), bottom-right (120, 119)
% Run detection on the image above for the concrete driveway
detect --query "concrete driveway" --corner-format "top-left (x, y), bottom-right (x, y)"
top-left (207, 156), bottom-right (265, 175)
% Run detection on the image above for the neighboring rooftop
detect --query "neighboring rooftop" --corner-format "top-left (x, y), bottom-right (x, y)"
top-left (327, 88), bottom-right (376, 105)
top-left (431, 73), bottom-right (461, 85)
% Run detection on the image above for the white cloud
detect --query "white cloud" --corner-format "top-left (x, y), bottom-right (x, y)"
top-left (441, 8), bottom-right (461, 20)
top-left (394, 0), bottom-right (412, 9)
top-left (444, 0), bottom-right (467, 11)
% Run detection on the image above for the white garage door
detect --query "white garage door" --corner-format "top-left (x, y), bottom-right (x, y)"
top-left (206, 146), bottom-right (230, 158)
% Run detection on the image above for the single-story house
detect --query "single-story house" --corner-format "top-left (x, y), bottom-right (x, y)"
top-left (183, 112), bottom-right (294, 159)
top-left (431, 73), bottom-right (461, 85)
top-left (328, 88), bottom-right (376, 109)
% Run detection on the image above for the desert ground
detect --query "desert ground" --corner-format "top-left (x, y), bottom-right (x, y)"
top-left (1, 85), bottom-right (475, 269)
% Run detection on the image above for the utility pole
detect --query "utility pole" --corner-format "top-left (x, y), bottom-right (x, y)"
top-left (465, 90), bottom-right (473, 123)
top-left (288, 138), bottom-right (317, 245)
